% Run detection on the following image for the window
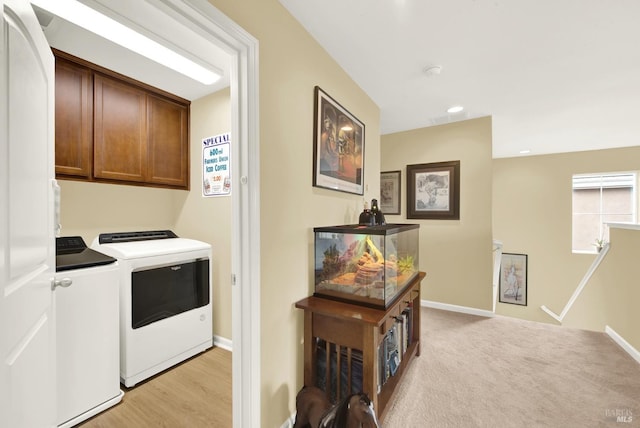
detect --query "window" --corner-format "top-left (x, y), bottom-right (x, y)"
top-left (572, 172), bottom-right (637, 252)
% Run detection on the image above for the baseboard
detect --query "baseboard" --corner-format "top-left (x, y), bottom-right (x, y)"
top-left (421, 300), bottom-right (495, 318)
top-left (58, 389), bottom-right (124, 428)
top-left (280, 412), bottom-right (296, 428)
top-left (605, 326), bottom-right (640, 365)
top-left (213, 335), bottom-right (232, 352)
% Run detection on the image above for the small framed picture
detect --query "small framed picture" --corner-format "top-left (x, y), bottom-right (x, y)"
top-left (499, 253), bottom-right (528, 306)
top-left (380, 170), bottom-right (401, 215)
top-left (406, 161), bottom-right (460, 220)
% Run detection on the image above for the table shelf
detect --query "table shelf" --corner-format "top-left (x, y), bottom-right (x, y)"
top-left (295, 271), bottom-right (425, 420)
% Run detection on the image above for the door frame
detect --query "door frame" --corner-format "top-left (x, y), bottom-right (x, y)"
top-left (150, 1), bottom-right (261, 426)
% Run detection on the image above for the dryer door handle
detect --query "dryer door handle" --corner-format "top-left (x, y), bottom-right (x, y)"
top-left (52, 277), bottom-right (73, 290)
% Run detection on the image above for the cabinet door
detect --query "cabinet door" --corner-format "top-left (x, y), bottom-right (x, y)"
top-left (147, 94), bottom-right (189, 188)
top-left (94, 73), bottom-right (147, 182)
top-left (55, 58), bottom-right (92, 178)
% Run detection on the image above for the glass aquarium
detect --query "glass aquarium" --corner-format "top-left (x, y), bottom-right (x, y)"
top-left (314, 224), bottom-right (419, 308)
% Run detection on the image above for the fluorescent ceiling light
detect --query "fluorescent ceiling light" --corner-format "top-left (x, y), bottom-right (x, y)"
top-left (447, 105), bottom-right (464, 113)
top-left (31, 0), bottom-right (221, 85)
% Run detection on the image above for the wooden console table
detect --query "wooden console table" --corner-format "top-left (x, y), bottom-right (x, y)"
top-left (295, 271), bottom-right (425, 420)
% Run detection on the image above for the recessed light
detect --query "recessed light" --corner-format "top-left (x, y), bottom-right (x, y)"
top-left (447, 105), bottom-right (464, 113)
top-left (519, 149), bottom-right (531, 154)
top-left (423, 65), bottom-right (442, 76)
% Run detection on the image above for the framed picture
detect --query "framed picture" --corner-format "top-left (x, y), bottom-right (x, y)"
top-left (406, 160), bottom-right (460, 220)
top-left (380, 170), bottom-right (401, 215)
top-left (499, 253), bottom-right (528, 306)
top-left (313, 86), bottom-right (365, 195)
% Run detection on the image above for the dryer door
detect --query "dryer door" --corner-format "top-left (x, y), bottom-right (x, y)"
top-left (131, 258), bottom-right (210, 329)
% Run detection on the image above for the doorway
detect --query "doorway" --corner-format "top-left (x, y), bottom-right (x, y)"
top-left (116, 2), bottom-right (260, 426)
top-left (38, 1), bottom-right (261, 426)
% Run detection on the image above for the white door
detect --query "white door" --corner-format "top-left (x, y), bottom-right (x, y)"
top-left (0, 0), bottom-right (56, 427)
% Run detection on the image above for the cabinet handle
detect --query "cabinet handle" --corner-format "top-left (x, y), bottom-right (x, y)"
top-left (51, 278), bottom-right (73, 290)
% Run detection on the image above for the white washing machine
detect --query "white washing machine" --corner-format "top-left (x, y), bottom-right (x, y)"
top-left (91, 230), bottom-right (213, 387)
top-left (55, 236), bottom-right (123, 427)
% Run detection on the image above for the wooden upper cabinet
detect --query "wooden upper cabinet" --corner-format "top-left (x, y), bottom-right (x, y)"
top-left (53, 49), bottom-right (190, 190)
top-left (93, 74), bottom-right (147, 183)
top-left (147, 94), bottom-right (189, 188)
top-left (54, 58), bottom-right (93, 178)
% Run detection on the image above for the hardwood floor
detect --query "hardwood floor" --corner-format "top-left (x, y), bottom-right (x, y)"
top-left (78, 347), bottom-right (232, 428)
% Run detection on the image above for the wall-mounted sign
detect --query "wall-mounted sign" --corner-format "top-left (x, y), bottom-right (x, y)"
top-left (202, 132), bottom-right (231, 197)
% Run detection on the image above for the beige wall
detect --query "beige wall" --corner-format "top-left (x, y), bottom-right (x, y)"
top-left (493, 146), bottom-right (640, 324)
top-left (380, 117), bottom-right (494, 310)
top-left (209, 1), bottom-right (380, 426)
top-left (563, 226), bottom-right (640, 351)
top-left (173, 88), bottom-right (232, 340)
top-left (58, 181), bottom-right (177, 243)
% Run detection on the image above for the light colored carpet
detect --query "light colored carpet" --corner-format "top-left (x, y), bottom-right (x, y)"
top-left (383, 308), bottom-right (640, 427)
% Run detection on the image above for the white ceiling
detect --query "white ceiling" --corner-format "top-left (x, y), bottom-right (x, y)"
top-left (33, 0), bottom-right (231, 101)
top-left (279, 0), bottom-right (640, 158)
